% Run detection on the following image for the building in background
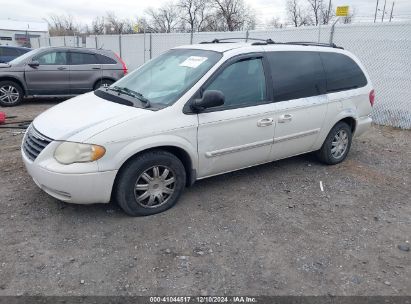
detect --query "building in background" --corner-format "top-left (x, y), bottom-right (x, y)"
top-left (0, 19), bottom-right (48, 47)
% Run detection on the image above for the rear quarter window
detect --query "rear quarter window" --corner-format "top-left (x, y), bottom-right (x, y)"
top-left (267, 51), bottom-right (326, 102)
top-left (320, 52), bottom-right (367, 93)
top-left (97, 54), bottom-right (117, 64)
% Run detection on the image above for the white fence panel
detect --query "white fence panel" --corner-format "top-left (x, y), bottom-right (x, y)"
top-left (333, 22), bottom-right (411, 129)
top-left (120, 34), bottom-right (145, 71)
top-left (151, 33), bottom-right (191, 58)
top-left (97, 35), bottom-right (120, 54)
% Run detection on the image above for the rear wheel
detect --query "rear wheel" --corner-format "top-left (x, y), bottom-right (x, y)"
top-left (316, 121), bottom-right (352, 165)
top-left (0, 81), bottom-right (23, 107)
top-left (115, 150), bottom-right (186, 216)
top-left (94, 79), bottom-right (114, 90)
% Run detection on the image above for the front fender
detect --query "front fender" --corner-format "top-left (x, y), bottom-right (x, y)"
top-left (98, 134), bottom-right (198, 172)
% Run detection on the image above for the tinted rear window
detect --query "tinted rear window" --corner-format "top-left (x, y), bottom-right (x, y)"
top-left (70, 52), bottom-right (98, 65)
top-left (320, 52), bottom-right (367, 93)
top-left (97, 54), bottom-right (117, 64)
top-left (267, 51), bottom-right (326, 102)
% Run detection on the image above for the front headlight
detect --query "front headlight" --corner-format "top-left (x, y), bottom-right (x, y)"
top-left (54, 142), bottom-right (106, 165)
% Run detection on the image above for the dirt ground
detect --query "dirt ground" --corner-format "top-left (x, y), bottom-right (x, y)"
top-left (0, 100), bottom-right (410, 296)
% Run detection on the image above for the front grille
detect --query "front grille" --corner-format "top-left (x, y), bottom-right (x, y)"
top-left (23, 125), bottom-right (53, 161)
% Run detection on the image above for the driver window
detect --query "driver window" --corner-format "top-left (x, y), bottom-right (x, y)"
top-left (205, 58), bottom-right (267, 108)
top-left (36, 51), bottom-right (68, 65)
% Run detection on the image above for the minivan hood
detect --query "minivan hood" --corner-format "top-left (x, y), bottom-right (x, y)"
top-left (33, 92), bottom-right (150, 141)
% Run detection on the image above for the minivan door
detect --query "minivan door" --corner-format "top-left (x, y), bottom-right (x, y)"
top-left (68, 51), bottom-right (102, 94)
top-left (25, 50), bottom-right (70, 95)
top-left (196, 55), bottom-right (275, 178)
top-left (267, 51), bottom-right (328, 160)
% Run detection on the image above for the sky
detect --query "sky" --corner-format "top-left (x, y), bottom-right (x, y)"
top-left (1, 0), bottom-right (411, 28)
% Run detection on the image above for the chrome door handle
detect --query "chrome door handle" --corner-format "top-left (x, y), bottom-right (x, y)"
top-left (257, 118), bottom-right (274, 127)
top-left (57, 66), bottom-right (67, 70)
top-left (278, 114), bottom-right (293, 123)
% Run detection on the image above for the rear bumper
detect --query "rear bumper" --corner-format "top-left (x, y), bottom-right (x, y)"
top-left (22, 150), bottom-right (117, 204)
top-left (355, 115), bottom-right (372, 137)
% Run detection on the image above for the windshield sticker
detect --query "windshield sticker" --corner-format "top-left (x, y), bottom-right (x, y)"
top-left (180, 56), bottom-right (208, 68)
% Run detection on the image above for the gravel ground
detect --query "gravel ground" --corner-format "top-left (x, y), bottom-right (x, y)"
top-left (0, 100), bottom-right (410, 296)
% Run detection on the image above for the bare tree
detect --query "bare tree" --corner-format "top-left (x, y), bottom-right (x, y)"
top-left (269, 17), bottom-right (283, 28)
top-left (45, 14), bottom-right (81, 36)
top-left (213, 0), bottom-right (256, 31)
top-left (286, 0), bottom-right (311, 27)
top-left (91, 16), bottom-right (105, 35)
top-left (146, 2), bottom-right (181, 33)
top-left (306, 0), bottom-right (323, 26)
top-left (178, 0), bottom-right (210, 32)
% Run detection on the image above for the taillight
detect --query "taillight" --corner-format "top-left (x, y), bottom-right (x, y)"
top-left (115, 53), bottom-right (128, 75)
top-left (369, 89), bottom-right (375, 107)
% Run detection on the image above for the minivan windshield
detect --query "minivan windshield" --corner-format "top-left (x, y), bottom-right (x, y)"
top-left (106, 49), bottom-right (222, 107)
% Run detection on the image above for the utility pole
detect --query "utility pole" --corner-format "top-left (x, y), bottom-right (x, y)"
top-left (389, 1), bottom-right (395, 22)
top-left (381, 0), bottom-right (387, 22)
top-left (374, 0), bottom-right (379, 23)
top-left (327, 0), bottom-right (332, 24)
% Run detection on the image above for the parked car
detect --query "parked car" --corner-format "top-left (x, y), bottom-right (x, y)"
top-left (21, 40), bottom-right (374, 216)
top-left (0, 45), bottom-right (31, 63)
top-left (0, 46), bottom-right (127, 106)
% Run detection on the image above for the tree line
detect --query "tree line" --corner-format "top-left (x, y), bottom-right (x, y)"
top-left (46, 0), bottom-right (355, 36)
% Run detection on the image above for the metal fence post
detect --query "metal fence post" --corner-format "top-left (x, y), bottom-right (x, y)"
top-left (95, 36), bottom-right (98, 49)
top-left (329, 17), bottom-right (340, 44)
top-left (119, 34), bottom-right (122, 57)
top-left (245, 30), bottom-right (249, 42)
top-left (48, 37), bottom-right (51, 46)
top-left (63, 36), bottom-right (66, 46)
top-left (149, 33), bottom-right (152, 60)
top-left (38, 37), bottom-right (40, 48)
top-left (190, 31), bottom-right (194, 44)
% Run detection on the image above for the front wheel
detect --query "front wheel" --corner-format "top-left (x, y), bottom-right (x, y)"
top-left (0, 81), bottom-right (23, 107)
top-left (316, 121), bottom-right (352, 165)
top-left (94, 79), bottom-right (114, 90)
top-left (114, 150), bottom-right (186, 216)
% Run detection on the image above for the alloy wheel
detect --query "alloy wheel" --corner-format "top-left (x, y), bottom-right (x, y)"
top-left (0, 85), bottom-right (20, 104)
top-left (134, 165), bottom-right (176, 208)
top-left (331, 129), bottom-right (349, 159)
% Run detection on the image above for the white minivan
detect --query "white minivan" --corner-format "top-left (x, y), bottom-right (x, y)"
top-left (21, 40), bottom-right (374, 216)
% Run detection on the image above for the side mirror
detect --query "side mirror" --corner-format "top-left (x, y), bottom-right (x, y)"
top-left (28, 60), bottom-right (40, 68)
top-left (191, 90), bottom-right (225, 112)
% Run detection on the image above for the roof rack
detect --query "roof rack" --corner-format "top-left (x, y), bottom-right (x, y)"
top-left (200, 38), bottom-right (275, 44)
top-left (199, 37), bottom-right (343, 49)
top-left (282, 41), bottom-right (344, 49)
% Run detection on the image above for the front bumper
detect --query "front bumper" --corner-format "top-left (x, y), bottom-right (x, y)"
top-left (22, 148), bottom-right (117, 204)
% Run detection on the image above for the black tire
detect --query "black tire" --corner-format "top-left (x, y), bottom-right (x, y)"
top-left (93, 79), bottom-right (114, 90)
top-left (0, 81), bottom-right (24, 107)
top-left (316, 121), bottom-right (352, 165)
top-left (115, 150), bottom-right (186, 216)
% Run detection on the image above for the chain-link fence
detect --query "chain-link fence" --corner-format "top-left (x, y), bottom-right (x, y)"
top-left (30, 22), bottom-right (411, 129)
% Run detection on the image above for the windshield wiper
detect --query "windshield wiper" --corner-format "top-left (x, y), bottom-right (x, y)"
top-left (107, 86), bottom-right (151, 108)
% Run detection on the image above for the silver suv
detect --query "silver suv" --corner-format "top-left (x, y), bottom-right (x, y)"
top-left (0, 47), bottom-right (127, 106)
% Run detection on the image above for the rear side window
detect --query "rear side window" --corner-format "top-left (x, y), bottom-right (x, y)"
top-left (320, 52), bottom-right (367, 93)
top-left (70, 52), bottom-right (98, 65)
top-left (97, 54), bottom-right (117, 64)
top-left (268, 51), bottom-right (326, 102)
